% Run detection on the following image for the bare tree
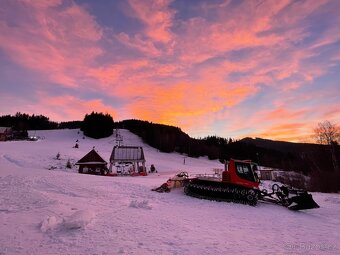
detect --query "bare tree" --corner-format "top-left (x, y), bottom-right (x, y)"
top-left (314, 120), bottom-right (339, 144)
top-left (314, 120), bottom-right (339, 171)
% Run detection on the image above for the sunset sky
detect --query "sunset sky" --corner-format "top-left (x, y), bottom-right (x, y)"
top-left (0, 0), bottom-right (339, 142)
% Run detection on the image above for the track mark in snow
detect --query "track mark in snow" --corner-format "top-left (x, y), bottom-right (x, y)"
top-left (0, 175), bottom-right (57, 213)
top-left (324, 196), bottom-right (340, 204)
top-left (129, 200), bottom-right (152, 210)
top-left (3, 154), bottom-right (24, 167)
top-left (34, 178), bottom-right (84, 198)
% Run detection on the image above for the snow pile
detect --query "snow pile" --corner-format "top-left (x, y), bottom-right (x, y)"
top-left (40, 210), bottom-right (95, 232)
top-left (62, 209), bottom-right (95, 230)
top-left (40, 215), bottom-right (63, 232)
top-left (129, 200), bottom-right (152, 210)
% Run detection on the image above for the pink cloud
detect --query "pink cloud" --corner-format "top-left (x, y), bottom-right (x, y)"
top-left (21, 0), bottom-right (62, 8)
top-left (116, 33), bottom-right (161, 56)
top-left (87, 59), bottom-right (187, 95)
top-left (173, 0), bottom-right (292, 64)
top-left (127, 0), bottom-right (175, 43)
top-left (36, 93), bottom-right (117, 122)
top-left (314, 104), bottom-right (340, 123)
top-left (272, 0), bottom-right (329, 27)
top-left (0, 0), bottom-right (103, 87)
top-left (0, 92), bottom-right (116, 122)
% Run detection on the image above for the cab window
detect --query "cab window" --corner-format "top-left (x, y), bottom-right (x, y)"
top-left (235, 163), bottom-right (255, 182)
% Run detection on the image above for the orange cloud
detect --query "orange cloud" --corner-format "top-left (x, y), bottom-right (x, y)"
top-left (126, 80), bottom-right (256, 131)
top-left (245, 122), bottom-right (311, 142)
top-left (264, 108), bottom-right (308, 121)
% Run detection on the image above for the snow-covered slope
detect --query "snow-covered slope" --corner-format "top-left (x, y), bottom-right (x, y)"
top-left (0, 129), bottom-right (339, 255)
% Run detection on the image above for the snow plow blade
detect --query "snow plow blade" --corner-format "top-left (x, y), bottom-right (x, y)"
top-left (287, 193), bottom-right (320, 211)
top-left (258, 184), bottom-right (320, 211)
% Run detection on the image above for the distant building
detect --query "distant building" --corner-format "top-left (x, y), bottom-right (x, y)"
top-left (109, 146), bottom-right (147, 176)
top-left (257, 166), bottom-right (278, 180)
top-left (0, 127), bottom-right (13, 141)
top-left (258, 170), bottom-right (273, 180)
top-left (76, 148), bottom-right (108, 175)
top-left (258, 166), bottom-right (290, 181)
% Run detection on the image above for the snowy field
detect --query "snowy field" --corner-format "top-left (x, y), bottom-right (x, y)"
top-left (0, 129), bottom-right (339, 255)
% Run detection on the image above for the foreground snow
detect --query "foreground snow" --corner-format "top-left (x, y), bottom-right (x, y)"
top-left (0, 129), bottom-right (339, 255)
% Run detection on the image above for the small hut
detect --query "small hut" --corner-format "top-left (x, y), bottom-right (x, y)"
top-left (109, 146), bottom-right (147, 176)
top-left (76, 148), bottom-right (108, 175)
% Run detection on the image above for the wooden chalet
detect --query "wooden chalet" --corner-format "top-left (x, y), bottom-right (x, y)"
top-left (109, 146), bottom-right (147, 176)
top-left (76, 148), bottom-right (108, 175)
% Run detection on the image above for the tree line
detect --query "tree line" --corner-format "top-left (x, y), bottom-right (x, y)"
top-left (0, 112), bottom-right (82, 130)
top-left (0, 112), bottom-right (113, 139)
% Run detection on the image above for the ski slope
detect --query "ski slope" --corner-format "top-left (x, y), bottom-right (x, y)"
top-left (0, 129), bottom-right (339, 255)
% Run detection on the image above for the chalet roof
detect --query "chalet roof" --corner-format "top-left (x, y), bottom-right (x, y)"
top-left (76, 149), bottom-right (107, 165)
top-left (110, 146), bottom-right (145, 162)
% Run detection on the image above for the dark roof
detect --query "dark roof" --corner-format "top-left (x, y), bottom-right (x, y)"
top-left (76, 149), bottom-right (107, 165)
top-left (110, 146), bottom-right (145, 162)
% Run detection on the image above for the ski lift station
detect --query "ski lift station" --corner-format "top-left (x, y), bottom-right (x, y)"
top-left (109, 146), bottom-right (147, 176)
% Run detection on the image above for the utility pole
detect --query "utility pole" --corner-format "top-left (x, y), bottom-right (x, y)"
top-left (256, 153), bottom-right (260, 167)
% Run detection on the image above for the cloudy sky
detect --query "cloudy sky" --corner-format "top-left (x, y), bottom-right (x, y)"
top-left (0, 0), bottom-right (339, 141)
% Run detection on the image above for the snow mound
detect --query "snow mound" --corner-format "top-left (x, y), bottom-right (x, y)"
top-left (62, 210), bottom-right (95, 230)
top-left (129, 200), bottom-right (152, 210)
top-left (40, 215), bottom-right (63, 233)
top-left (40, 210), bottom-right (95, 232)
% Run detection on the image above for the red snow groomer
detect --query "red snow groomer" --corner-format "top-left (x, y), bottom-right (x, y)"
top-left (183, 159), bottom-right (320, 211)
